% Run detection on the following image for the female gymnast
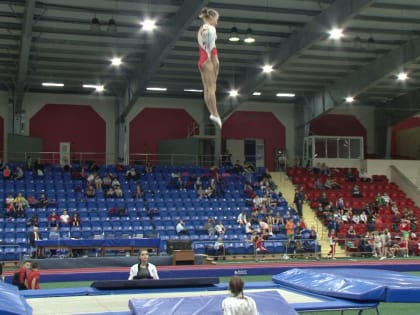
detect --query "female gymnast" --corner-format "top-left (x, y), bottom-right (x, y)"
top-left (197, 7), bottom-right (222, 128)
top-left (222, 276), bottom-right (259, 315)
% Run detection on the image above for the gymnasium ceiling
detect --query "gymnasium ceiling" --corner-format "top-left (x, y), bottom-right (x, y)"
top-left (2, 0), bottom-right (420, 120)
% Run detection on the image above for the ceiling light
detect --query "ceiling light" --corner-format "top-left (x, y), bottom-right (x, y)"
top-left (42, 82), bottom-right (64, 87)
top-left (107, 18), bottom-right (117, 33)
top-left (91, 16), bottom-right (101, 32)
top-left (228, 27), bottom-right (240, 42)
top-left (252, 92), bottom-right (261, 96)
top-left (184, 89), bottom-right (203, 93)
top-left (276, 93), bottom-right (295, 98)
top-left (83, 84), bottom-right (104, 92)
top-left (229, 89), bottom-right (239, 97)
top-left (244, 28), bottom-right (255, 43)
top-left (141, 19), bottom-right (157, 31)
top-left (262, 65), bottom-right (273, 73)
top-left (345, 96), bottom-right (355, 103)
top-left (146, 87), bottom-right (167, 91)
top-left (111, 57), bottom-right (122, 66)
top-left (397, 72), bottom-right (408, 81)
top-left (328, 28), bottom-right (343, 40)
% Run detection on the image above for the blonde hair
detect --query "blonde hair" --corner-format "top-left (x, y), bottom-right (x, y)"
top-left (199, 7), bottom-right (219, 21)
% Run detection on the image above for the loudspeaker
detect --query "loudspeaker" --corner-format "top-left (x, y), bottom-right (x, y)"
top-left (166, 240), bottom-right (192, 255)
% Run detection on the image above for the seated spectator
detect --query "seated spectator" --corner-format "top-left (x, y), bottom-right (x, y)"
top-left (37, 193), bottom-right (49, 208)
top-left (106, 187), bottom-right (115, 198)
top-left (70, 212), bottom-right (82, 227)
top-left (48, 226), bottom-right (60, 257)
top-left (102, 175), bottom-right (112, 190)
top-left (194, 176), bottom-right (202, 190)
top-left (345, 168), bottom-right (356, 182)
top-left (314, 178), bottom-right (324, 190)
top-left (3, 165), bottom-right (11, 179)
top-left (236, 211), bottom-right (247, 226)
top-left (381, 193), bottom-right (391, 206)
top-left (204, 218), bottom-right (215, 236)
top-left (324, 178), bottom-right (341, 189)
top-left (347, 225), bottom-right (357, 239)
top-left (125, 168), bottom-right (139, 180)
top-left (26, 215), bottom-right (38, 228)
top-left (352, 213), bottom-right (360, 225)
top-left (359, 211), bottom-right (368, 224)
top-left (214, 237), bottom-right (226, 256)
top-left (94, 175), bottom-right (103, 190)
top-left (14, 193), bottom-right (28, 217)
top-left (133, 184), bottom-right (144, 199)
top-left (244, 221), bottom-right (255, 234)
top-left (352, 184), bottom-right (363, 198)
top-left (146, 207), bottom-right (159, 219)
top-left (33, 158), bottom-right (44, 176)
top-left (85, 185), bottom-right (96, 198)
top-left (5, 194), bottom-right (16, 218)
top-left (231, 160), bottom-right (244, 174)
top-left (215, 220), bottom-right (226, 236)
top-left (60, 210), bottom-right (71, 226)
top-left (111, 178), bottom-right (121, 189)
top-left (359, 168), bottom-right (371, 182)
top-left (176, 219), bottom-right (189, 236)
top-left (14, 166), bottom-right (24, 180)
top-left (145, 161), bottom-right (153, 174)
top-left (114, 186), bottom-right (124, 198)
top-left (318, 192), bottom-right (330, 207)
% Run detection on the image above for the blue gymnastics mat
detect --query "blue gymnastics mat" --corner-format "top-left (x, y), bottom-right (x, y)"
top-left (0, 282), bottom-right (33, 315)
top-left (273, 268), bottom-right (420, 302)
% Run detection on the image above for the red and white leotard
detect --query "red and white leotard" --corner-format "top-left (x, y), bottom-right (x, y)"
top-left (197, 24), bottom-right (218, 69)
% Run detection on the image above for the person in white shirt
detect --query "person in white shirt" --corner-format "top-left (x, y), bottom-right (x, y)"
top-left (237, 211), bottom-right (247, 226)
top-left (60, 209), bottom-right (70, 226)
top-left (128, 250), bottom-right (159, 280)
top-left (215, 220), bottom-right (226, 235)
top-left (176, 219), bottom-right (190, 236)
top-left (222, 276), bottom-right (258, 315)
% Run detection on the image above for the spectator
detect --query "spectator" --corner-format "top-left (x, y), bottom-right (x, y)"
top-left (194, 176), bottom-right (203, 190)
top-left (106, 187), bottom-right (115, 198)
top-left (293, 187), bottom-right (305, 217)
top-left (125, 167), bottom-right (139, 180)
top-left (14, 166), bottom-right (24, 180)
top-left (346, 225), bottom-right (357, 239)
top-left (33, 158), bottom-right (44, 176)
top-left (176, 219), bottom-right (189, 236)
top-left (215, 220), bottom-right (226, 236)
top-left (336, 196), bottom-right (344, 210)
top-left (3, 165), bottom-right (11, 179)
top-left (86, 185), bottom-right (96, 198)
top-left (133, 184), bottom-right (144, 199)
top-left (102, 175), bottom-right (112, 190)
top-left (114, 186), bottom-right (124, 198)
top-left (27, 262), bottom-right (40, 290)
top-left (314, 178), bottom-right (324, 190)
top-left (352, 184), bottom-right (363, 198)
top-left (381, 193), bottom-right (391, 206)
top-left (26, 215), bottom-right (38, 228)
top-left (94, 175), bottom-right (103, 190)
top-left (359, 211), bottom-right (368, 224)
top-left (5, 194), bottom-right (16, 218)
top-left (48, 226), bottom-right (60, 257)
top-left (204, 218), bottom-right (215, 236)
top-left (48, 210), bottom-right (59, 223)
top-left (145, 161), bottom-right (153, 174)
top-left (345, 168), bottom-right (356, 182)
top-left (214, 237), bottom-right (226, 256)
top-left (38, 193), bottom-right (49, 208)
top-left (324, 178), bottom-right (341, 189)
top-left (60, 210), bottom-right (71, 226)
top-left (244, 221), bottom-right (255, 235)
top-left (14, 193), bottom-right (28, 217)
top-left (359, 168), bottom-right (371, 182)
top-left (222, 276), bottom-right (258, 315)
top-left (70, 212), bottom-right (81, 227)
top-left (237, 211), bottom-right (247, 226)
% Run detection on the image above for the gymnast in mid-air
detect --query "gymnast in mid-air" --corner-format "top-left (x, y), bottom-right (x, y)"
top-left (197, 7), bottom-right (222, 128)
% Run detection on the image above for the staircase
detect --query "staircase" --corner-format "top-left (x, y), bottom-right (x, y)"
top-left (270, 171), bottom-right (346, 258)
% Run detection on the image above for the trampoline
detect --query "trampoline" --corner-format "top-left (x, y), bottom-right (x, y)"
top-left (4, 268), bottom-right (420, 315)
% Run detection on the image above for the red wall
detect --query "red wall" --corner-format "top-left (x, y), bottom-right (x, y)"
top-left (222, 111), bottom-right (286, 171)
top-left (310, 114), bottom-right (367, 155)
top-left (30, 104), bottom-right (106, 162)
top-left (0, 116), bottom-right (3, 156)
top-left (129, 108), bottom-right (196, 156)
top-left (391, 116), bottom-right (420, 157)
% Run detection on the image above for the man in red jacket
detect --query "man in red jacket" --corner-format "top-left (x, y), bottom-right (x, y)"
top-left (12, 260), bottom-right (31, 290)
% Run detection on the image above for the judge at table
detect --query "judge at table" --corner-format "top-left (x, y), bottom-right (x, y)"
top-left (128, 250), bottom-right (159, 280)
